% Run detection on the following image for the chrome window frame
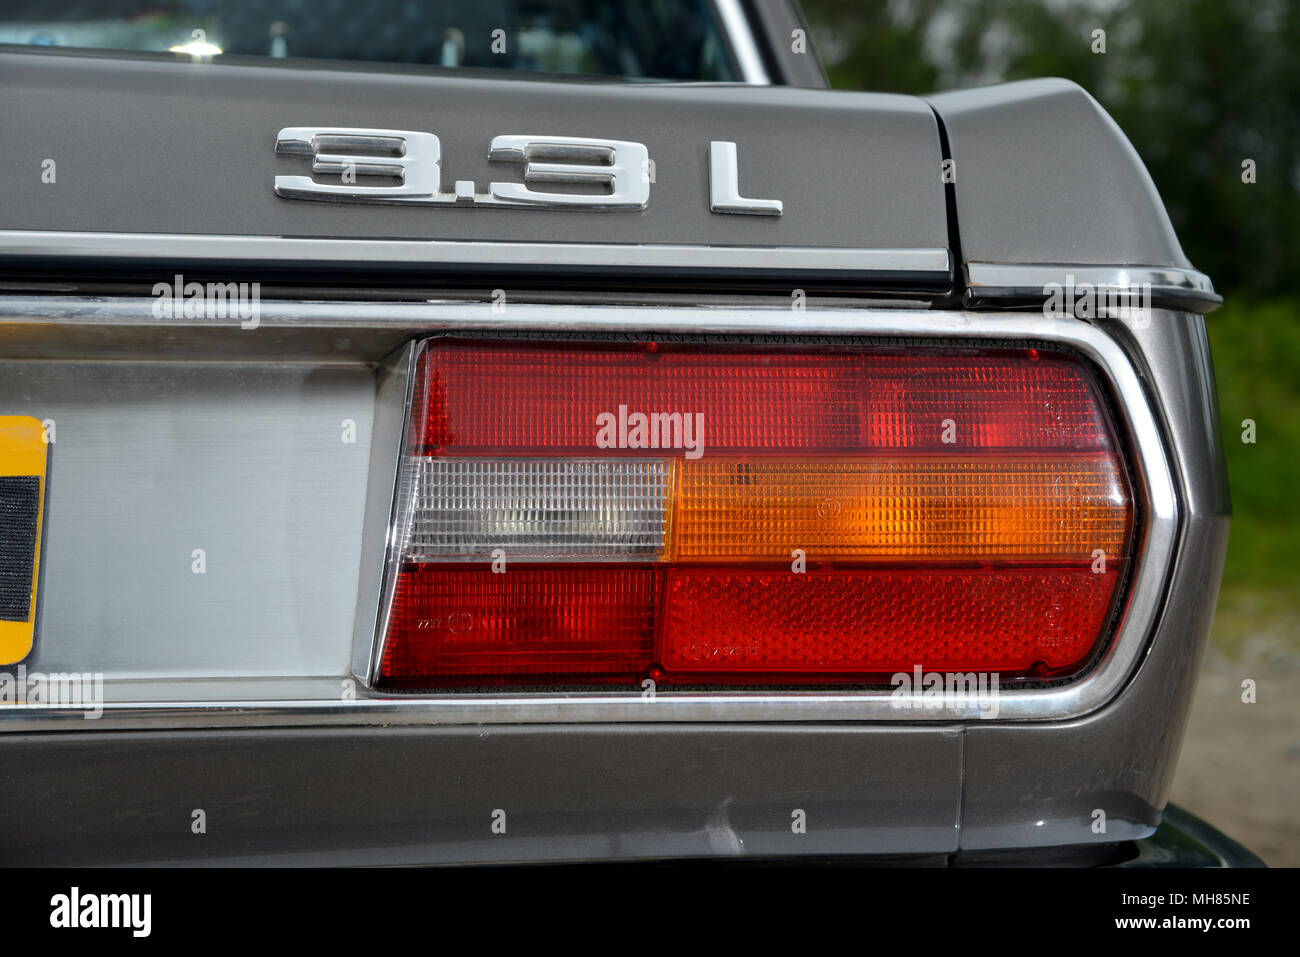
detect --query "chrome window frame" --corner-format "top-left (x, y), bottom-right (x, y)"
top-left (713, 0), bottom-right (771, 85)
top-left (0, 299), bottom-right (1179, 730)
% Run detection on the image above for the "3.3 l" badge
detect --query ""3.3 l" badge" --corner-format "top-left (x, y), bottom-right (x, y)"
top-left (273, 127), bottom-right (782, 215)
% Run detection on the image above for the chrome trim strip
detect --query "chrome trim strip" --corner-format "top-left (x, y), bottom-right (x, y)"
top-left (714, 0), bottom-right (771, 85)
top-left (0, 230), bottom-right (950, 280)
top-left (351, 343), bottom-right (419, 685)
top-left (966, 262), bottom-right (1221, 312)
top-left (0, 303), bottom-right (1179, 730)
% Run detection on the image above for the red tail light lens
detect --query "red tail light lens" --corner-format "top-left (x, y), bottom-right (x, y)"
top-left (418, 349), bottom-right (1112, 454)
top-left (377, 342), bottom-right (1136, 689)
top-left (381, 565), bottom-right (657, 684)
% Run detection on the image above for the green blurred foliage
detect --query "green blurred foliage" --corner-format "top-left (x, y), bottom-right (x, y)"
top-left (801, 0), bottom-right (1300, 299)
top-left (1206, 299), bottom-right (1300, 590)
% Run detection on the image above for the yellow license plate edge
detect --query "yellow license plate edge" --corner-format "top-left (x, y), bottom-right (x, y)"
top-left (0, 415), bottom-right (49, 665)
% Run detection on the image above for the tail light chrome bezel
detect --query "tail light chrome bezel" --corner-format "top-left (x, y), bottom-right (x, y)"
top-left (354, 304), bottom-right (1178, 722)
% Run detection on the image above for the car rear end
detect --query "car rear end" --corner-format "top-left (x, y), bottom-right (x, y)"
top-left (0, 0), bottom-right (1234, 866)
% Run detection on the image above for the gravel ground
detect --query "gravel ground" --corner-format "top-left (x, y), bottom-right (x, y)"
top-left (1169, 602), bottom-right (1300, 867)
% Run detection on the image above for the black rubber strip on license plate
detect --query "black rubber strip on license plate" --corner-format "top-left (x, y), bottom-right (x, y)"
top-left (0, 475), bottom-right (40, 622)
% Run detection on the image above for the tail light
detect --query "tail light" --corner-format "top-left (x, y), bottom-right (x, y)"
top-left (376, 342), bottom-right (1135, 689)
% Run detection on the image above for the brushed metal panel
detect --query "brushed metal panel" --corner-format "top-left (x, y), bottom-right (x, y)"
top-left (0, 360), bottom-right (372, 677)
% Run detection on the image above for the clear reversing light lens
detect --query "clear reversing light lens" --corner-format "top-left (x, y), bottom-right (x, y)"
top-left (404, 458), bottom-right (671, 559)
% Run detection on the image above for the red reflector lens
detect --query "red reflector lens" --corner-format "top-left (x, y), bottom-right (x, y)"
top-left (660, 566), bottom-right (1120, 680)
top-left (379, 342), bottom-right (1138, 691)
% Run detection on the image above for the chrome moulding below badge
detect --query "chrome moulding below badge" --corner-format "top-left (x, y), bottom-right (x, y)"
top-left (0, 230), bottom-right (952, 284)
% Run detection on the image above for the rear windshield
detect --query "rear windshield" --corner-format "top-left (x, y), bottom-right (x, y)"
top-left (0, 0), bottom-right (741, 81)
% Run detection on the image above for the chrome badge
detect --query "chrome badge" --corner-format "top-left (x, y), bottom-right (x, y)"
top-left (274, 127), bottom-right (782, 215)
top-left (274, 127), bottom-right (650, 210)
